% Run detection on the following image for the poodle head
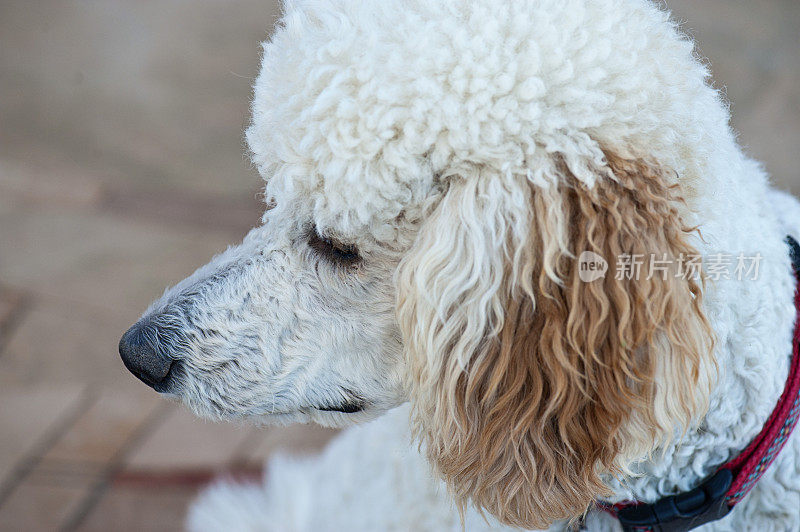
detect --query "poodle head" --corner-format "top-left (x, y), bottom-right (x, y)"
top-left (121, 0), bottom-right (722, 527)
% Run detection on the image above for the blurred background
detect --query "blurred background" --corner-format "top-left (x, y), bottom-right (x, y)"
top-left (0, 1), bottom-right (797, 530)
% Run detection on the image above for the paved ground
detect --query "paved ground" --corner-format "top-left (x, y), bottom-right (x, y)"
top-left (0, 1), bottom-right (798, 530)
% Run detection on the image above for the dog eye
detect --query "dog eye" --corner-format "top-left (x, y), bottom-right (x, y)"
top-left (308, 231), bottom-right (361, 265)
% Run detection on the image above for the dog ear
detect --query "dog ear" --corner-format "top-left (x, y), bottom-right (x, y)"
top-left (396, 150), bottom-right (715, 529)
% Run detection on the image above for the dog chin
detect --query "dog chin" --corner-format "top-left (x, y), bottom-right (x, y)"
top-left (175, 396), bottom-right (391, 429)
top-left (252, 406), bottom-right (388, 429)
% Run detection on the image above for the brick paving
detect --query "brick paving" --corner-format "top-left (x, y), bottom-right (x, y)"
top-left (0, 1), bottom-right (797, 530)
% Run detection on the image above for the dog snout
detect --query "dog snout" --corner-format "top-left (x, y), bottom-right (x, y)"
top-left (119, 322), bottom-right (174, 391)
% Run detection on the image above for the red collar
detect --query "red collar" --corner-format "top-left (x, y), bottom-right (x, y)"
top-left (598, 236), bottom-right (800, 532)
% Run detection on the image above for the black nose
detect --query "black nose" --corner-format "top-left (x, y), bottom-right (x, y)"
top-left (119, 323), bottom-right (174, 390)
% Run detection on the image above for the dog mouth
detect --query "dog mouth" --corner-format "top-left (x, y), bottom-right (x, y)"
top-left (316, 401), bottom-right (365, 414)
top-left (315, 389), bottom-right (366, 414)
top-left (232, 391), bottom-right (368, 418)
top-left (256, 402), bottom-right (366, 418)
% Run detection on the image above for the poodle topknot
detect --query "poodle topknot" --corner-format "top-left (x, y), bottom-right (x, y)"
top-left (119, 0), bottom-right (800, 529)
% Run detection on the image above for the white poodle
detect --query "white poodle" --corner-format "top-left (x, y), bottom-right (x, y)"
top-left (119, 0), bottom-right (800, 530)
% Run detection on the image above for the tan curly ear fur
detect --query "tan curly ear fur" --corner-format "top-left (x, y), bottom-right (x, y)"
top-left (396, 151), bottom-right (715, 529)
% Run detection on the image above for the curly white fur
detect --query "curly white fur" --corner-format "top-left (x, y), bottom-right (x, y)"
top-left (122, 0), bottom-right (800, 529)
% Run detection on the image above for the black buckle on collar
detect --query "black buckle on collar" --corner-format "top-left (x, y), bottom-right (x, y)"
top-left (616, 469), bottom-right (733, 532)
